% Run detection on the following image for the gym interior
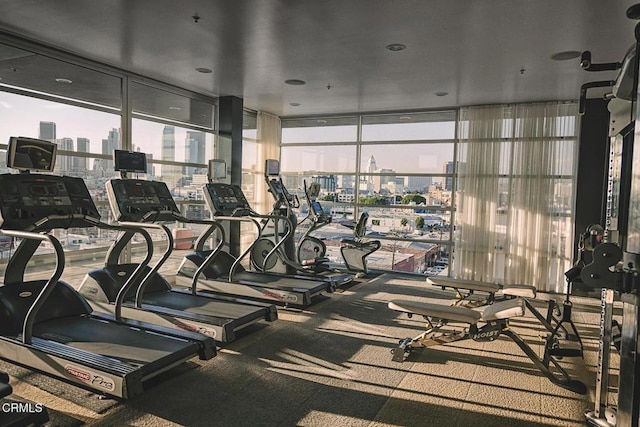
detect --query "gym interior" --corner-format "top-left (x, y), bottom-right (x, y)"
top-left (0, 1), bottom-right (638, 426)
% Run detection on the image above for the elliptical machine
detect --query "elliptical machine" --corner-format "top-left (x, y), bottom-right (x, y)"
top-left (250, 160), bottom-right (352, 288)
top-left (296, 180), bottom-right (332, 265)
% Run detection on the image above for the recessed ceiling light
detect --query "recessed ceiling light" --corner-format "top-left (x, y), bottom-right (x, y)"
top-left (386, 43), bottom-right (406, 52)
top-left (54, 78), bottom-right (73, 84)
top-left (196, 67), bottom-right (213, 73)
top-left (285, 79), bottom-right (306, 85)
top-left (317, 120), bottom-right (328, 124)
top-left (289, 102), bottom-right (301, 106)
top-left (399, 116), bottom-right (412, 120)
top-left (435, 92), bottom-right (448, 97)
top-left (551, 51), bottom-right (582, 61)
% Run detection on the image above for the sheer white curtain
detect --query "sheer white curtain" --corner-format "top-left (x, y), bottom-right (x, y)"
top-left (455, 102), bottom-right (578, 292)
top-left (254, 111), bottom-right (282, 215)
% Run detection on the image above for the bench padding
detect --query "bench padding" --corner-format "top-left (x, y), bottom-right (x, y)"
top-left (427, 277), bottom-right (500, 293)
top-left (388, 300), bottom-right (482, 324)
top-left (388, 297), bottom-right (525, 324)
top-left (481, 298), bottom-right (525, 321)
top-left (501, 284), bottom-right (536, 299)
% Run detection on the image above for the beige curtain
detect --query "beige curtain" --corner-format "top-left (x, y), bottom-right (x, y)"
top-left (455, 102), bottom-right (578, 292)
top-left (254, 111), bottom-right (282, 215)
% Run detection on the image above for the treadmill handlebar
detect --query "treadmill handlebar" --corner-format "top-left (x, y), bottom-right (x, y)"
top-left (1, 229), bottom-right (65, 345)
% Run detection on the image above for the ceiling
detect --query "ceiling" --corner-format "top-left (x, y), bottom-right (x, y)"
top-left (0, 0), bottom-right (637, 118)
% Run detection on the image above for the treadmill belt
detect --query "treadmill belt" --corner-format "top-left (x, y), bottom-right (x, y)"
top-left (33, 316), bottom-right (193, 366)
top-left (142, 291), bottom-right (266, 320)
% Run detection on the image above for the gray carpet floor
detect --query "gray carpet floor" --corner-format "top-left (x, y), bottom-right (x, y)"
top-left (1, 273), bottom-right (618, 426)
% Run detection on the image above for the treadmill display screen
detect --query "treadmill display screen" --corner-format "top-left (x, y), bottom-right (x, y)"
top-left (108, 179), bottom-right (179, 222)
top-left (204, 183), bottom-right (251, 216)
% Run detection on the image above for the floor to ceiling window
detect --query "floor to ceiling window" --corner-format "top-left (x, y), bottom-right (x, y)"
top-left (281, 111), bottom-right (457, 275)
top-left (0, 37), bottom-right (217, 279)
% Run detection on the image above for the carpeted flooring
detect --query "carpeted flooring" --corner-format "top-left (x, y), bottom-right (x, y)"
top-left (0, 273), bottom-right (618, 426)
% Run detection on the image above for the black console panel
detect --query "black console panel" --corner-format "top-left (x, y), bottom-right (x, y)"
top-left (107, 178), bottom-right (179, 222)
top-left (0, 174), bottom-right (100, 230)
top-left (204, 183), bottom-right (251, 216)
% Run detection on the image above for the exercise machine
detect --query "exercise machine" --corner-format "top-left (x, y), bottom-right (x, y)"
top-left (387, 297), bottom-right (587, 394)
top-left (251, 159), bottom-right (352, 288)
top-left (78, 151), bottom-right (277, 343)
top-left (175, 161), bottom-right (330, 308)
top-left (0, 137), bottom-right (206, 399)
top-left (580, 10), bottom-right (640, 424)
top-left (339, 211), bottom-right (381, 277)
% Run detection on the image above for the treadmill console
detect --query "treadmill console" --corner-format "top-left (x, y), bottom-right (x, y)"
top-left (107, 179), bottom-right (180, 222)
top-left (0, 174), bottom-right (100, 230)
top-left (204, 183), bottom-right (251, 216)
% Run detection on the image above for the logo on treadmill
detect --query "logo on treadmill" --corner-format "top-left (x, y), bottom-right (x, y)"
top-left (18, 291), bottom-right (32, 298)
top-left (262, 290), bottom-right (298, 303)
top-left (173, 319), bottom-right (216, 338)
top-left (65, 365), bottom-right (115, 391)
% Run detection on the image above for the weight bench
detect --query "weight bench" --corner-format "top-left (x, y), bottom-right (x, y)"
top-left (388, 297), bottom-right (586, 394)
top-left (427, 276), bottom-right (536, 307)
top-left (427, 276), bottom-right (579, 353)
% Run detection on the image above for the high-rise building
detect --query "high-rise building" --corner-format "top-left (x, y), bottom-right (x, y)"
top-left (162, 125), bottom-right (179, 187)
top-left (366, 155), bottom-right (377, 174)
top-left (39, 121), bottom-right (56, 141)
top-left (444, 161), bottom-right (454, 190)
top-left (101, 128), bottom-right (120, 172)
top-left (74, 137), bottom-right (90, 172)
top-left (56, 137), bottom-right (74, 173)
top-left (184, 131), bottom-right (206, 176)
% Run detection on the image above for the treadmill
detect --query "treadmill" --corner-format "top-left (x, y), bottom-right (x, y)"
top-left (78, 151), bottom-right (277, 343)
top-left (0, 137), bottom-right (207, 399)
top-left (175, 178), bottom-right (329, 308)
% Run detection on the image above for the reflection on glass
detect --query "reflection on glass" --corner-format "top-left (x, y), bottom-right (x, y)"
top-left (282, 117), bottom-right (358, 143)
top-left (360, 143), bottom-right (454, 174)
top-left (362, 111), bottom-right (456, 141)
top-left (280, 145), bottom-right (356, 173)
top-left (132, 119), bottom-right (214, 190)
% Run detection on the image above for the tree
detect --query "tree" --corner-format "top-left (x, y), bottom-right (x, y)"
top-left (400, 218), bottom-right (408, 228)
top-left (415, 216), bottom-right (425, 229)
top-left (401, 194), bottom-right (426, 205)
top-left (359, 196), bottom-right (387, 205)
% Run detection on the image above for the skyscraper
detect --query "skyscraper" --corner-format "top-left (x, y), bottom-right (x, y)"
top-left (162, 125), bottom-right (179, 187)
top-left (57, 137), bottom-right (74, 173)
top-left (39, 121), bottom-right (56, 141)
top-left (74, 137), bottom-right (90, 172)
top-left (102, 128), bottom-right (119, 172)
top-left (184, 130), bottom-right (206, 176)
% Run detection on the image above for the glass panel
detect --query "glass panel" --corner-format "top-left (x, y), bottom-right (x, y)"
top-left (362, 111), bottom-right (456, 141)
top-left (132, 119), bottom-right (215, 189)
top-left (363, 207), bottom-right (451, 242)
top-left (131, 82), bottom-right (215, 129)
top-left (365, 239), bottom-right (449, 274)
top-left (280, 145), bottom-right (356, 173)
top-left (282, 117), bottom-right (358, 143)
top-left (280, 173), bottom-right (357, 218)
top-left (358, 175), bottom-right (452, 208)
top-left (0, 91), bottom-right (121, 156)
top-left (0, 43), bottom-right (122, 109)
top-left (360, 143), bottom-right (454, 174)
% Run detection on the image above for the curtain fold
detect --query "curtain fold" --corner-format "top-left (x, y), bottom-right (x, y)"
top-left (454, 102), bottom-right (578, 292)
top-left (254, 111), bottom-right (282, 215)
